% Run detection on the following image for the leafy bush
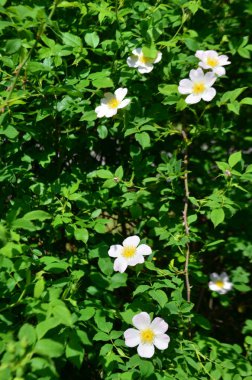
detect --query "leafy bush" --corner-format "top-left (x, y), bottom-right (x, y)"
top-left (0, 0), bottom-right (252, 379)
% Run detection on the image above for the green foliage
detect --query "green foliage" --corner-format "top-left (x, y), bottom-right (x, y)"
top-left (0, 0), bottom-right (252, 379)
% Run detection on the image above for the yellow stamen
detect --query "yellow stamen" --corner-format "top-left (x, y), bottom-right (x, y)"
top-left (139, 55), bottom-right (153, 64)
top-left (140, 328), bottom-right (155, 344)
top-left (122, 246), bottom-right (136, 259)
top-left (107, 98), bottom-right (120, 109)
top-left (206, 57), bottom-right (218, 67)
top-left (192, 82), bottom-right (205, 95)
top-left (215, 280), bottom-right (224, 288)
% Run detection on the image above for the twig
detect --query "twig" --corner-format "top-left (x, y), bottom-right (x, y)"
top-left (182, 129), bottom-right (191, 302)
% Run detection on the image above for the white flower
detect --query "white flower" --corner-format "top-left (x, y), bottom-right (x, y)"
top-left (195, 50), bottom-right (231, 76)
top-left (126, 48), bottom-right (162, 74)
top-left (95, 88), bottom-right (130, 118)
top-left (208, 272), bottom-right (233, 295)
top-left (108, 235), bottom-right (152, 273)
top-left (124, 312), bottom-right (170, 358)
top-left (178, 68), bottom-right (217, 104)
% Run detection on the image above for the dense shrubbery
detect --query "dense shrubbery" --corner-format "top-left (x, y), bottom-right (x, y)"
top-left (0, 0), bottom-right (252, 379)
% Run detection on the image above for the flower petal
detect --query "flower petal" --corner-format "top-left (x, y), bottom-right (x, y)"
top-left (138, 64), bottom-right (154, 74)
top-left (220, 272), bottom-right (229, 281)
top-left (189, 68), bottom-right (204, 81)
top-left (214, 66), bottom-right (226, 76)
top-left (154, 334), bottom-right (170, 350)
top-left (210, 273), bottom-right (219, 281)
top-left (127, 56), bottom-right (139, 67)
top-left (204, 72), bottom-right (217, 86)
top-left (115, 88), bottom-right (127, 102)
top-left (202, 87), bottom-right (216, 101)
top-left (105, 108), bottom-right (118, 118)
top-left (117, 98), bottom-right (131, 109)
top-left (195, 50), bottom-right (204, 60)
top-left (209, 282), bottom-right (222, 291)
top-left (132, 312), bottom-right (151, 330)
top-left (136, 244), bottom-right (152, 256)
top-left (113, 257), bottom-right (128, 273)
top-left (218, 55), bottom-right (231, 65)
top-left (123, 235), bottom-right (140, 248)
top-left (185, 93), bottom-right (201, 104)
top-left (224, 282), bottom-right (233, 291)
top-left (124, 328), bottom-right (140, 347)
top-left (108, 244), bottom-right (123, 258)
top-left (151, 317), bottom-right (168, 334)
top-left (154, 51), bottom-right (162, 63)
top-left (132, 48), bottom-right (142, 56)
top-left (128, 254), bottom-right (144, 266)
top-left (95, 105), bottom-right (106, 118)
top-left (178, 79), bottom-right (193, 94)
top-left (137, 343), bottom-right (155, 358)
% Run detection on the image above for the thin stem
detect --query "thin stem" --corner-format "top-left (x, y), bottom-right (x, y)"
top-left (6, 0), bottom-right (59, 103)
top-left (182, 129), bottom-right (191, 303)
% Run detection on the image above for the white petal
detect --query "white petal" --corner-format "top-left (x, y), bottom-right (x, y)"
top-left (224, 282), bottom-right (233, 291)
top-left (154, 334), bottom-right (170, 350)
top-left (127, 254), bottom-right (144, 266)
top-left (95, 105), bottom-right (106, 118)
top-left (204, 72), bottom-right (217, 86)
top-left (103, 93), bottom-right (114, 102)
top-left (220, 272), bottom-right (229, 281)
top-left (108, 244), bottom-right (123, 258)
top-left (214, 66), bottom-right (226, 76)
top-left (115, 88), bottom-right (127, 102)
top-left (137, 343), bottom-right (155, 358)
top-left (124, 328), bottom-right (140, 347)
top-left (208, 282), bottom-right (221, 291)
top-left (154, 51), bottom-right (162, 63)
top-left (138, 64), bottom-right (154, 74)
top-left (207, 50), bottom-right (218, 58)
top-left (198, 62), bottom-right (210, 70)
top-left (117, 98), bottom-right (131, 109)
top-left (132, 48), bottom-right (142, 56)
top-left (178, 79), bottom-right (193, 94)
top-left (185, 93), bottom-right (201, 104)
top-left (210, 273), bottom-right (219, 281)
top-left (113, 257), bottom-right (128, 273)
top-left (104, 108), bottom-right (118, 118)
top-left (202, 87), bottom-right (216, 101)
top-left (132, 312), bottom-right (151, 330)
top-left (218, 55), bottom-right (231, 65)
top-left (123, 235), bottom-right (140, 248)
top-left (195, 50), bottom-right (204, 59)
top-left (136, 244), bottom-right (152, 256)
top-left (127, 56), bottom-right (139, 68)
top-left (151, 317), bottom-right (168, 334)
top-left (189, 68), bottom-right (204, 81)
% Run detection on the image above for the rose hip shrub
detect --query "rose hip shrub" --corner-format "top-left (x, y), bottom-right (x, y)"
top-left (0, 0), bottom-right (252, 379)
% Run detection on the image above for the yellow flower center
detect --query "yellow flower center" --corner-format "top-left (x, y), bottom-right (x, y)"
top-left (140, 328), bottom-right (155, 344)
top-left (107, 98), bottom-right (120, 109)
top-left (122, 246), bottom-right (136, 258)
top-left (192, 82), bottom-right (205, 95)
top-left (206, 57), bottom-right (218, 67)
top-left (139, 55), bottom-right (153, 64)
top-left (215, 280), bottom-right (224, 288)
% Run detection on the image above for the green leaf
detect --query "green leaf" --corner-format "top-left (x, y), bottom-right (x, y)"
top-left (23, 210), bottom-right (51, 221)
top-left (149, 289), bottom-right (168, 308)
top-left (79, 307), bottom-right (96, 322)
top-left (62, 32), bottom-right (83, 47)
top-left (95, 169), bottom-right (113, 179)
top-left (240, 97), bottom-right (252, 105)
top-left (85, 32), bottom-right (100, 48)
top-left (74, 228), bottom-right (89, 243)
top-left (228, 151), bottom-right (242, 168)
top-left (5, 39), bottom-right (22, 54)
top-left (52, 300), bottom-right (73, 326)
top-left (135, 132), bottom-right (151, 149)
top-left (97, 125), bottom-right (108, 139)
top-left (210, 208), bottom-right (225, 227)
top-left (115, 165), bottom-right (123, 179)
top-left (36, 318), bottom-right (60, 340)
top-left (92, 77), bottom-right (114, 88)
top-left (35, 339), bottom-right (64, 358)
top-left (93, 332), bottom-right (110, 341)
top-left (34, 277), bottom-right (45, 298)
top-left (18, 324), bottom-right (37, 346)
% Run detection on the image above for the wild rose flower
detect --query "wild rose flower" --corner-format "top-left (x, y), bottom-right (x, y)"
top-left (108, 235), bottom-right (151, 273)
top-left (124, 312), bottom-right (170, 358)
top-left (208, 272), bottom-right (233, 294)
top-left (178, 68), bottom-right (217, 104)
top-left (195, 50), bottom-right (231, 76)
top-left (95, 88), bottom-right (130, 118)
top-left (127, 48), bottom-right (162, 74)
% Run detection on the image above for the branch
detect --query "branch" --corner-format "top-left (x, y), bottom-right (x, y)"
top-left (182, 129), bottom-right (191, 303)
